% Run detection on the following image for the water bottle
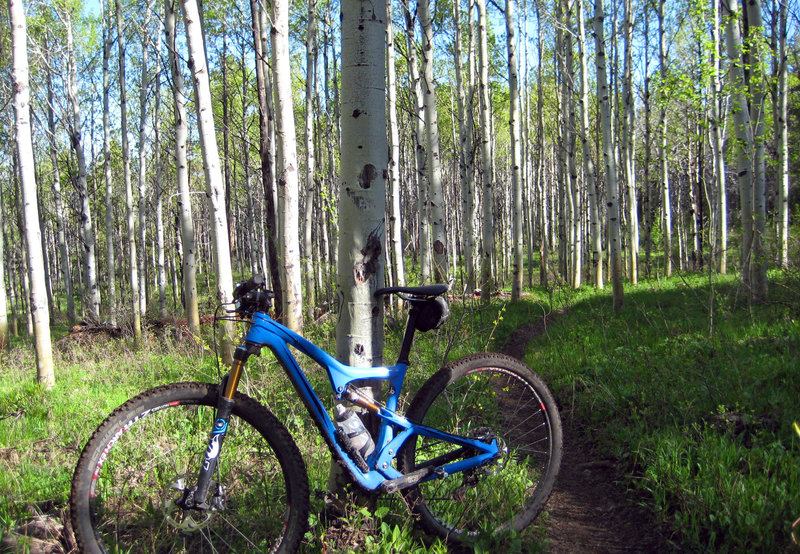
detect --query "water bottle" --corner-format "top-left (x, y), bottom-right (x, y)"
top-left (334, 404), bottom-right (375, 458)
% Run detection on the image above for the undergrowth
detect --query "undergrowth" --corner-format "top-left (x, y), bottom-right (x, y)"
top-left (1, 269), bottom-right (798, 551)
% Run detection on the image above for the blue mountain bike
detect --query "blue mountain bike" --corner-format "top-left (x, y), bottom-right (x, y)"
top-left (70, 275), bottom-right (562, 552)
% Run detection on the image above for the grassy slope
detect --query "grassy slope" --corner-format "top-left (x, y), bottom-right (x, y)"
top-left (0, 270), bottom-right (798, 551)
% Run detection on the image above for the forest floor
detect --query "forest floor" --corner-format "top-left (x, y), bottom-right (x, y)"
top-left (500, 313), bottom-right (675, 553)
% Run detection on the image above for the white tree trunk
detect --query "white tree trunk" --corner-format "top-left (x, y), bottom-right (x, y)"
top-left (404, 5), bottom-right (431, 284)
top-left (506, 0), bottom-right (524, 300)
top-left (418, 0), bottom-right (448, 283)
top-left (336, 0), bottom-right (387, 366)
top-left (137, 4), bottom-right (154, 318)
top-left (46, 63), bottom-right (75, 323)
top-left (303, 0), bottom-right (318, 321)
top-left (578, 0), bottom-right (603, 289)
top-left (9, 0), bottom-right (54, 387)
top-left (658, 0), bottom-right (672, 277)
top-left (709, 0), bottom-right (727, 274)
top-left (623, 0), bottom-right (638, 284)
top-left (165, 0), bottom-right (200, 333)
top-left (181, 0), bottom-right (235, 359)
top-left (386, 0), bottom-right (405, 300)
top-left (477, 0), bottom-right (494, 300)
top-left (117, 0), bottom-right (142, 342)
top-left (272, 0), bottom-right (304, 333)
top-left (102, 5), bottom-right (117, 325)
top-left (595, 0), bottom-right (624, 310)
top-left (66, 10), bottom-right (101, 321)
top-left (776, 0), bottom-right (789, 268)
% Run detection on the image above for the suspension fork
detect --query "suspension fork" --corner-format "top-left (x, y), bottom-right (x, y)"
top-left (187, 343), bottom-right (260, 508)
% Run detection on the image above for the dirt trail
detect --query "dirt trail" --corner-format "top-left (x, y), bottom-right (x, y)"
top-left (501, 315), bottom-right (674, 553)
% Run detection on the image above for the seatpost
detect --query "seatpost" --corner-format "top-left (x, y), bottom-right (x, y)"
top-left (396, 306), bottom-right (419, 366)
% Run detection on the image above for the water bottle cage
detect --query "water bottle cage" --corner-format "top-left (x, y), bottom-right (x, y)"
top-left (335, 428), bottom-right (370, 472)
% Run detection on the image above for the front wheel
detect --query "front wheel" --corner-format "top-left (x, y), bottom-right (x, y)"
top-left (70, 382), bottom-right (309, 553)
top-left (398, 353), bottom-right (562, 546)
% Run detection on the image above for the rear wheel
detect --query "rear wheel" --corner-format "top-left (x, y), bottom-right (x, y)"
top-left (70, 382), bottom-right (309, 553)
top-left (399, 353), bottom-right (562, 545)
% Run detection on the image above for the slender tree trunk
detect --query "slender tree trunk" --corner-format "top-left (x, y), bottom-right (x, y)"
top-left (418, 0), bottom-right (448, 283)
top-left (46, 61), bottom-right (75, 324)
top-left (744, 0), bottom-right (767, 299)
top-left (181, 0), bottom-right (236, 361)
top-left (9, 0), bottom-right (55, 387)
top-left (723, 0), bottom-right (754, 292)
top-left (250, 0), bottom-right (284, 314)
top-left (153, 71), bottom-right (167, 319)
top-left (304, 0), bottom-right (318, 321)
top-left (405, 4), bottom-right (431, 284)
top-left (506, 0), bottom-right (524, 300)
top-left (102, 5), bottom-right (117, 325)
top-left (66, 10), bottom-right (101, 321)
top-left (137, 4), bottom-right (154, 318)
top-left (775, 0), bottom-right (789, 268)
top-left (0, 189), bottom-right (7, 348)
top-left (623, 0), bottom-right (638, 283)
top-left (709, 0), bottom-right (727, 274)
top-left (165, 0), bottom-right (200, 334)
top-left (272, 0), bottom-right (303, 333)
top-left (477, 0), bottom-right (494, 300)
top-left (658, 0), bottom-right (672, 277)
top-left (387, 0), bottom-right (406, 301)
top-left (578, 0), bottom-right (603, 288)
top-left (595, 0), bottom-right (624, 310)
top-left (117, 0), bottom-right (142, 342)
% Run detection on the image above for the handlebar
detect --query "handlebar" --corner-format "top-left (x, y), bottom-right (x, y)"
top-left (233, 274), bottom-right (274, 316)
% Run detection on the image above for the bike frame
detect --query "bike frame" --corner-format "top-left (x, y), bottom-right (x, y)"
top-left (199, 310), bottom-right (499, 495)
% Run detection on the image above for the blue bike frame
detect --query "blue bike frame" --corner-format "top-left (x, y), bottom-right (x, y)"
top-left (226, 311), bottom-right (499, 491)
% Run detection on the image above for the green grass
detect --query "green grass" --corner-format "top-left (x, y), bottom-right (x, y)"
top-left (1, 269), bottom-right (798, 551)
top-left (502, 269), bottom-right (800, 551)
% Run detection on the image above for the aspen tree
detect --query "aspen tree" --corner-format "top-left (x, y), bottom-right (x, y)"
top-left (578, 0), bottom-right (603, 289)
top-left (657, 0), bottom-right (672, 277)
top-left (9, 0), bottom-right (55, 387)
top-left (304, 0), bottom-right (318, 321)
top-left (418, 0), bottom-right (448, 283)
top-left (137, 3), bottom-right (154, 318)
top-left (102, 0), bottom-right (117, 325)
top-left (775, 0), bottom-right (789, 268)
top-left (506, 0), bottom-right (524, 300)
top-left (622, 0), bottom-right (638, 283)
top-left (595, 0), bottom-right (624, 310)
top-left (250, 0), bottom-right (284, 314)
top-left (165, 0), bottom-right (200, 334)
top-left (386, 0), bottom-right (406, 301)
top-left (709, 0), bottom-right (727, 274)
top-left (404, 2), bottom-right (432, 283)
top-left (117, 0), bottom-right (142, 342)
top-left (66, 9), bottom-right (101, 321)
top-left (476, 0), bottom-right (494, 300)
top-left (331, 0), bottom-right (387, 500)
top-left (181, 0), bottom-right (236, 361)
top-left (46, 60), bottom-right (75, 323)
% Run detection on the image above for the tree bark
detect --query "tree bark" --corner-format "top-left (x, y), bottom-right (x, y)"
top-left (595, 0), bottom-right (624, 310)
top-left (507, 0), bottom-right (524, 300)
top-left (272, 0), bottom-right (303, 332)
top-left (418, 0), bottom-right (448, 283)
top-left (9, 0), bottom-right (55, 387)
top-left (165, 0), bottom-right (200, 334)
top-left (658, 0), bottom-right (672, 277)
top-left (304, 0), bottom-right (318, 321)
top-left (387, 0), bottom-right (406, 301)
top-left (477, 0), bottom-right (494, 300)
top-left (181, 0), bottom-right (236, 361)
top-left (117, 0), bottom-right (142, 342)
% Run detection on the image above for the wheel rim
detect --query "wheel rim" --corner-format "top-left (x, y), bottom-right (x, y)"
top-left (411, 366), bottom-right (555, 538)
top-left (87, 399), bottom-right (291, 553)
